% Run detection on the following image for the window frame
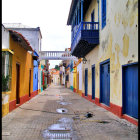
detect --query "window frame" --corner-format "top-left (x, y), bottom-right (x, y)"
top-left (101, 0), bottom-right (106, 29)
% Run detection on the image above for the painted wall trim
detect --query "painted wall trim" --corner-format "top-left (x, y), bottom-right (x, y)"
top-left (81, 93), bottom-right (138, 126)
top-left (122, 62), bottom-right (138, 67)
top-left (9, 90), bottom-right (38, 113)
top-left (2, 49), bottom-right (14, 54)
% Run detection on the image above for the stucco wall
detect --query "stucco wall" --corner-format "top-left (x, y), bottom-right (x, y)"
top-left (11, 29), bottom-right (41, 54)
top-left (38, 68), bottom-right (41, 92)
top-left (82, 46), bottom-right (99, 96)
top-left (2, 25), bottom-right (9, 49)
top-left (84, 0), bottom-right (98, 22)
top-left (70, 72), bottom-right (73, 88)
top-left (77, 62), bottom-right (82, 91)
top-left (9, 34), bottom-right (33, 102)
top-left (98, 0), bottom-right (138, 106)
top-left (53, 74), bottom-right (60, 85)
top-left (82, 0), bottom-right (138, 107)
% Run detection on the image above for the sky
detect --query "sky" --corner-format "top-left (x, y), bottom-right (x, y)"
top-left (2, 0), bottom-right (72, 69)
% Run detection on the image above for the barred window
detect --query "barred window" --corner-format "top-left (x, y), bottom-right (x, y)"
top-left (2, 51), bottom-right (12, 91)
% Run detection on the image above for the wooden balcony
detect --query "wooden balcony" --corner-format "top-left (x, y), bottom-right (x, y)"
top-left (71, 22), bottom-right (99, 58)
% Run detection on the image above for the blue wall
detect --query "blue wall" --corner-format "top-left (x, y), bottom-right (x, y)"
top-left (33, 51), bottom-right (39, 92)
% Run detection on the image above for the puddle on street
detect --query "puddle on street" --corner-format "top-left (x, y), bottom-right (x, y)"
top-left (56, 108), bottom-right (68, 114)
top-left (2, 131), bottom-right (11, 136)
top-left (59, 101), bottom-right (72, 105)
top-left (42, 117), bottom-right (76, 140)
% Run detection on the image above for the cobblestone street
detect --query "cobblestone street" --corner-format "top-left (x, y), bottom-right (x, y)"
top-left (2, 85), bottom-right (138, 140)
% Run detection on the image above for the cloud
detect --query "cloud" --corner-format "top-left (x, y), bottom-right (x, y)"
top-left (2, 0), bottom-right (72, 68)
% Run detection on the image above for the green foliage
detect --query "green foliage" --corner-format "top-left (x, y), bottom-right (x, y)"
top-left (43, 84), bottom-right (47, 90)
top-left (2, 75), bottom-right (9, 92)
top-left (55, 65), bottom-right (60, 70)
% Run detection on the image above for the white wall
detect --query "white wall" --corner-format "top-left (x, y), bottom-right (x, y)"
top-left (10, 28), bottom-right (41, 54)
top-left (2, 25), bottom-right (9, 49)
top-left (77, 63), bottom-right (82, 90)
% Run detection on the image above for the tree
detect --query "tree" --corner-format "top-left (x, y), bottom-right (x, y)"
top-left (55, 65), bottom-right (60, 70)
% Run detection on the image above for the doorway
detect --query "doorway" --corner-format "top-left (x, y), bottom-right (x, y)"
top-left (29, 69), bottom-right (31, 97)
top-left (77, 72), bottom-right (79, 93)
top-left (92, 65), bottom-right (95, 99)
top-left (16, 63), bottom-right (20, 104)
top-left (100, 59), bottom-right (110, 106)
top-left (122, 63), bottom-right (138, 119)
top-left (85, 69), bottom-right (88, 96)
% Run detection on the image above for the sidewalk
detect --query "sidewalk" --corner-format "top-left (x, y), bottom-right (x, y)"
top-left (2, 85), bottom-right (138, 140)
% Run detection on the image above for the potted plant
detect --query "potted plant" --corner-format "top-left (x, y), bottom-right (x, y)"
top-left (2, 75), bottom-right (9, 92)
top-left (43, 84), bottom-right (47, 90)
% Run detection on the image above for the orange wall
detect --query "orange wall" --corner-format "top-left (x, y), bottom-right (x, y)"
top-left (9, 35), bottom-right (33, 101)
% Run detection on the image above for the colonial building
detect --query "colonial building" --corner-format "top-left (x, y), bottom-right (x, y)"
top-left (59, 63), bottom-right (65, 85)
top-left (63, 48), bottom-right (71, 88)
top-left (69, 60), bottom-right (74, 91)
top-left (50, 69), bottom-right (60, 86)
top-left (40, 60), bottom-right (48, 91)
top-left (3, 23), bottom-right (42, 96)
top-left (2, 24), bottom-right (34, 115)
top-left (67, 0), bottom-right (138, 125)
top-left (2, 25), bottom-right (13, 116)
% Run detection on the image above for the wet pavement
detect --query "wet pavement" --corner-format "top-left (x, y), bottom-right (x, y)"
top-left (2, 84), bottom-right (138, 140)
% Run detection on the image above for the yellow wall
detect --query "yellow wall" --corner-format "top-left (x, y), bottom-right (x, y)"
top-left (82, 0), bottom-right (138, 107)
top-left (9, 35), bottom-right (33, 102)
top-left (73, 66), bottom-right (77, 91)
top-left (84, 0), bottom-right (98, 22)
top-left (2, 103), bottom-right (9, 117)
top-left (2, 92), bottom-right (10, 117)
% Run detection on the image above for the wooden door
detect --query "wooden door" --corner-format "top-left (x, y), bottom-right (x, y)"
top-left (29, 69), bottom-right (31, 97)
top-left (92, 65), bottom-right (95, 99)
top-left (100, 60), bottom-right (110, 106)
top-left (122, 63), bottom-right (138, 119)
top-left (16, 63), bottom-right (20, 104)
top-left (85, 69), bottom-right (88, 96)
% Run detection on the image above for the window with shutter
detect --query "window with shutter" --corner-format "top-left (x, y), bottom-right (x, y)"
top-left (102, 0), bottom-right (106, 29)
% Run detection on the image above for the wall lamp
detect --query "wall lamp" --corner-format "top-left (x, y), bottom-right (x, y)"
top-left (82, 57), bottom-right (87, 64)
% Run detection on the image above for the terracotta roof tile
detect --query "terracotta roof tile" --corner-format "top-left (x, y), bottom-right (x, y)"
top-left (8, 29), bottom-right (33, 51)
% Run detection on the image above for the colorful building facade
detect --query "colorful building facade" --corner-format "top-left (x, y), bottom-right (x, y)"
top-left (67, 0), bottom-right (138, 125)
top-left (33, 51), bottom-right (39, 96)
top-left (2, 28), bottom-right (34, 114)
top-left (70, 60), bottom-right (74, 91)
top-left (3, 23), bottom-right (42, 96)
top-left (2, 25), bottom-right (13, 116)
top-left (59, 63), bottom-right (65, 85)
top-left (51, 70), bottom-right (60, 85)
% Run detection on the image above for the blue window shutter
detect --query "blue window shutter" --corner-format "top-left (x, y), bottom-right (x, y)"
top-left (102, 0), bottom-right (106, 29)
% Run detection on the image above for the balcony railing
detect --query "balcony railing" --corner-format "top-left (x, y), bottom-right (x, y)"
top-left (39, 51), bottom-right (78, 61)
top-left (71, 22), bottom-right (99, 55)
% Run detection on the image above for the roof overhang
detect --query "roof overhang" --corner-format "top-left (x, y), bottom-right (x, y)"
top-left (67, 0), bottom-right (92, 25)
top-left (67, 0), bottom-right (78, 25)
top-left (9, 29), bottom-right (33, 51)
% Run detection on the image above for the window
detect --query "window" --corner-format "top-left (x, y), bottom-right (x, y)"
top-left (91, 9), bottom-right (95, 29)
top-left (2, 51), bottom-right (12, 91)
top-left (102, 0), bottom-right (106, 29)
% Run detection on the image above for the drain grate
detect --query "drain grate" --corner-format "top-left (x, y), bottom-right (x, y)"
top-left (56, 108), bottom-right (68, 114)
top-left (42, 123), bottom-right (72, 139)
top-left (42, 117), bottom-right (79, 140)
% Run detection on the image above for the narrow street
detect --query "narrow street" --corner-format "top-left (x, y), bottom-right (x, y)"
top-left (2, 85), bottom-right (138, 140)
